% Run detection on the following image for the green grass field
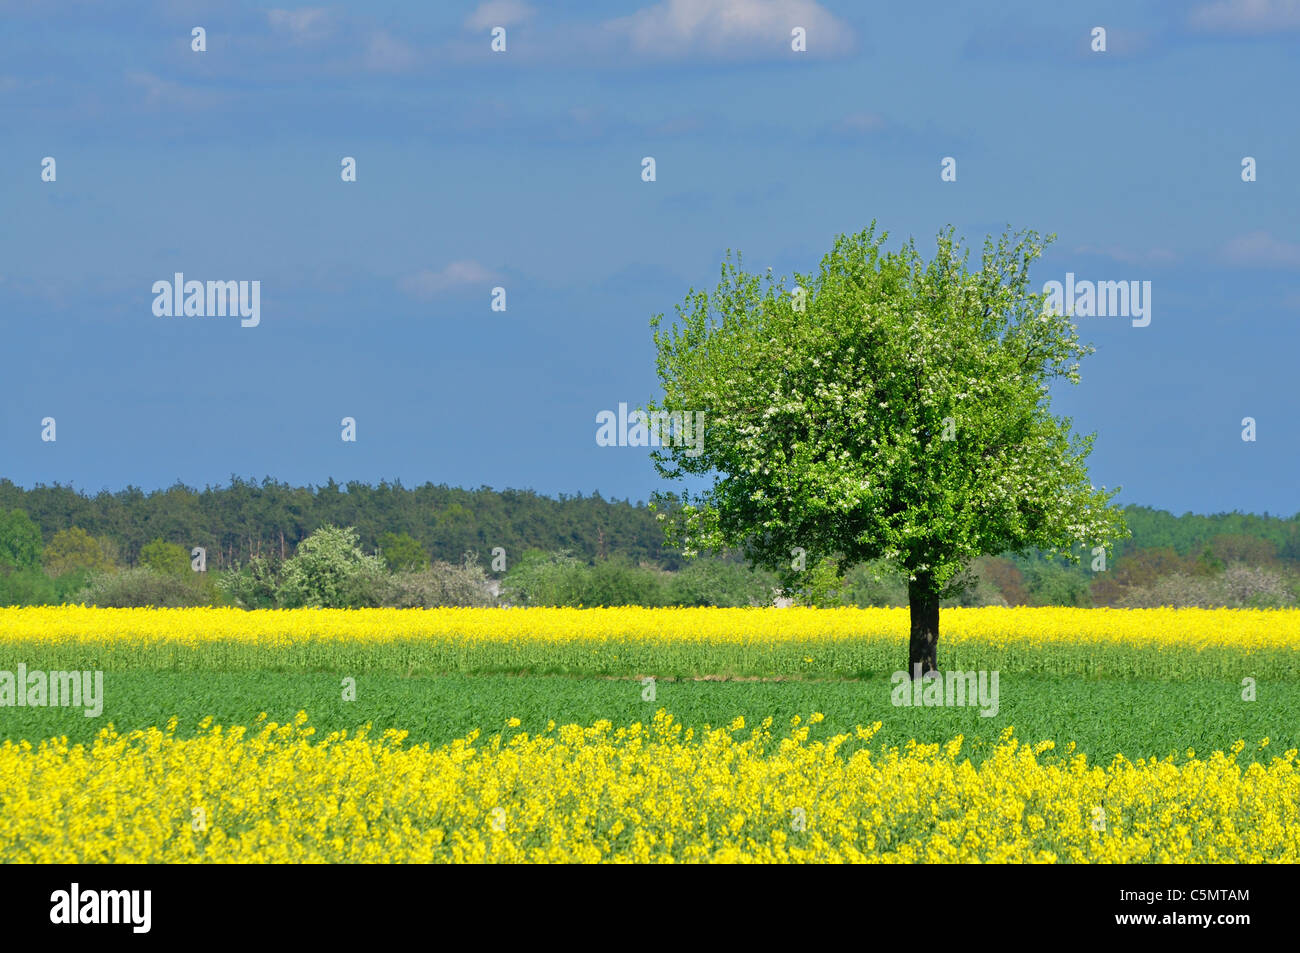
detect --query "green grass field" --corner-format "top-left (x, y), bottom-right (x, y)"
top-left (2, 670), bottom-right (1293, 765)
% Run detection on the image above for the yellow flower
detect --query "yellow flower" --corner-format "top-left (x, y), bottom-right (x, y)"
top-left (0, 714), bottom-right (1294, 864)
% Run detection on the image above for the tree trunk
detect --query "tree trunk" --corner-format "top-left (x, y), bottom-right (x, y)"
top-left (907, 576), bottom-right (940, 678)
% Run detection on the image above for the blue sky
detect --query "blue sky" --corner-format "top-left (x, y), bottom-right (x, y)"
top-left (1, 0), bottom-right (1297, 515)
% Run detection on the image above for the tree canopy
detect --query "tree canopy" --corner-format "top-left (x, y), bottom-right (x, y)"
top-left (650, 223), bottom-right (1129, 672)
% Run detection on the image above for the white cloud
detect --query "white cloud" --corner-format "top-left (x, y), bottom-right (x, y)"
top-left (1221, 231), bottom-right (1300, 268)
top-left (365, 31), bottom-right (419, 72)
top-left (1188, 0), bottom-right (1300, 34)
top-left (1097, 27), bottom-right (1151, 56)
top-left (400, 261), bottom-right (501, 299)
top-left (647, 112), bottom-right (714, 135)
top-left (1074, 244), bottom-right (1178, 266)
top-left (465, 1), bottom-right (535, 31)
top-left (602, 0), bottom-right (854, 60)
top-left (829, 111), bottom-right (886, 136)
top-left (125, 72), bottom-right (226, 109)
top-left (268, 8), bottom-right (333, 44)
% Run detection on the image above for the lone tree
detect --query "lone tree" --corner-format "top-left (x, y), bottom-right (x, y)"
top-left (648, 224), bottom-right (1127, 676)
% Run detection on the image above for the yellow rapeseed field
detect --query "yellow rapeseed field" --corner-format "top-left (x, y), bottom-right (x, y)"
top-left (2, 605), bottom-right (1295, 679)
top-left (2, 606), bottom-right (1295, 862)
top-left (1, 604), bottom-right (1297, 650)
top-left (2, 712), bottom-right (1296, 864)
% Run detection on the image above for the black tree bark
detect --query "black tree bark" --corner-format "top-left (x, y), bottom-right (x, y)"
top-left (907, 576), bottom-right (940, 678)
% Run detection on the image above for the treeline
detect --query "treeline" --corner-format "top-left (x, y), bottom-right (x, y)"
top-left (0, 477), bottom-right (676, 571)
top-left (1, 478), bottom-right (1299, 608)
top-left (1113, 506), bottom-right (1300, 563)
